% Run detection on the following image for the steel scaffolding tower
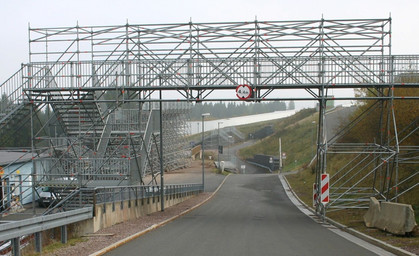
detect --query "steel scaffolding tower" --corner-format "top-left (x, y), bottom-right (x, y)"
top-left (0, 18), bottom-right (418, 215)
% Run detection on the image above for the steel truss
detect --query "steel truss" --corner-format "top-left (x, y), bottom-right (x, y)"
top-left (0, 18), bottom-right (418, 215)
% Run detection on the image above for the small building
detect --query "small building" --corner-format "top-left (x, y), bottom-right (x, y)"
top-left (0, 150), bottom-right (38, 210)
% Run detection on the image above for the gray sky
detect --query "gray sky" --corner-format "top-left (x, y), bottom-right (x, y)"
top-left (1, 0), bottom-right (418, 105)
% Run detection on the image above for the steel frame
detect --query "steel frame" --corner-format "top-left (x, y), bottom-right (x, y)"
top-left (0, 18), bottom-right (418, 216)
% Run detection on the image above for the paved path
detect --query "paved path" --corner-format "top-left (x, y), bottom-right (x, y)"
top-left (105, 174), bottom-right (391, 256)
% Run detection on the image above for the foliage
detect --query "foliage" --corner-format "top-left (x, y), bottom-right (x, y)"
top-left (0, 103), bottom-right (53, 147)
top-left (342, 77), bottom-right (418, 145)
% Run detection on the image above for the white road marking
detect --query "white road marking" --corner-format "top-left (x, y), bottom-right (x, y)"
top-left (278, 174), bottom-right (396, 256)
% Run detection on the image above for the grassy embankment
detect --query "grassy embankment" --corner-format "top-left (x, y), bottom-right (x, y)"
top-left (236, 107), bottom-right (419, 253)
top-left (238, 108), bottom-right (316, 171)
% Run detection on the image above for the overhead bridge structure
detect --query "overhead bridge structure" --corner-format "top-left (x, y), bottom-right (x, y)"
top-left (0, 18), bottom-right (418, 215)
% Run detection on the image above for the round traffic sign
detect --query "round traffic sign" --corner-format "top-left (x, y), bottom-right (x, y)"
top-left (235, 84), bottom-right (252, 100)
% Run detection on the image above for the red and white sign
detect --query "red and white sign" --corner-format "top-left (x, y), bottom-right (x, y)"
top-left (235, 84), bottom-right (252, 100)
top-left (321, 173), bottom-right (329, 205)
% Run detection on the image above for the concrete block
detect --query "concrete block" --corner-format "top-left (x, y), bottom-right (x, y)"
top-left (364, 197), bottom-right (380, 228)
top-left (364, 197), bottom-right (417, 235)
top-left (375, 202), bottom-right (417, 235)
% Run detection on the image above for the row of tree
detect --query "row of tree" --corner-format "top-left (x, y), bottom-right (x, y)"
top-left (190, 101), bottom-right (295, 120)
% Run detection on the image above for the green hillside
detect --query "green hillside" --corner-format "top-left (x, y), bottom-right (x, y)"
top-left (238, 108), bottom-right (316, 172)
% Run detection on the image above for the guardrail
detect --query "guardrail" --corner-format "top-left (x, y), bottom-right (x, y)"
top-left (0, 207), bottom-right (93, 256)
top-left (93, 183), bottom-right (203, 206)
top-left (246, 161), bottom-right (274, 173)
top-left (0, 207), bottom-right (93, 242)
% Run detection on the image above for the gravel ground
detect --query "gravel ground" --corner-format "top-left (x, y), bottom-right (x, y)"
top-left (43, 192), bottom-right (212, 256)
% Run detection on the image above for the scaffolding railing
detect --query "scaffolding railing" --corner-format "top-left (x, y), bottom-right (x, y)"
top-left (21, 56), bottom-right (419, 91)
top-left (0, 18), bottom-right (417, 215)
top-left (37, 157), bottom-right (130, 182)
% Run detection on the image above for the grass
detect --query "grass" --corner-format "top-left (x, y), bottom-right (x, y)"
top-left (238, 108), bottom-right (317, 172)
top-left (24, 237), bottom-right (88, 256)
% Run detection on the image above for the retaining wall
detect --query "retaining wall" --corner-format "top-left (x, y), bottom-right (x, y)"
top-left (90, 190), bottom-right (199, 233)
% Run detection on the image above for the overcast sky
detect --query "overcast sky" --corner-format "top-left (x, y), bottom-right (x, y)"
top-left (0, 0), bottom-right (418, 106)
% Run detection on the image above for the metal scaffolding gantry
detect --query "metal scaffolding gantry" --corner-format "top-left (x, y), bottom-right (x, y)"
top-left (0, 18), bottom-right (418, 215)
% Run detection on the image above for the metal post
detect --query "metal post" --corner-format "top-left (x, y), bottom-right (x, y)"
top-left (61, 225), bottom-right (68, 244)
top-left (312, 121), bottom-right (316, 159)
top-left (201, 113), bottom-right (210, 191)
top-left (201, 115), bottom-right (205, 191)
top-left (159, 78), bottom-right (164, 211)
top-left (228, 135), bottom-right (232, 160)
top-left (30, 97), bottom-right (36, 216)
top-left (279, 137), bottom-right (282, 171)
top-left (35, 232), bottom-right (42, 253)
top-left (12, 237), bottom-right (20, 256)
top-left (6, 178), bottom-right (11, 210)
top-left (217, 122), bottom-right (222, 169)
top-left (18, 175), bottom-right (22, 202)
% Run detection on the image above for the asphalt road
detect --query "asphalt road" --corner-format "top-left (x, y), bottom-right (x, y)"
top-left (105, 174), bottom-right (386, 256)
top-left (223, 140), bottom-right (272, 174)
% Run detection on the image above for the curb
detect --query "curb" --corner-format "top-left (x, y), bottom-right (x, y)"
top-left (281, 174), bottom-right (416, 256)
top-left (90, 174), bottom-right (231, 256)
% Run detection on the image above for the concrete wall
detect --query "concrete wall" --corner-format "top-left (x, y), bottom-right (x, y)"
top-left (90, 190), bottom-right (199, 233)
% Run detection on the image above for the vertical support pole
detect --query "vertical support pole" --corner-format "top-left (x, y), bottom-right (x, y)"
top-left (120, 187), bottom-right (123, 209)
top-left (125, 22), bottom-right (130, 87)
top-left (61, 225), bottom-right (68, 244)
top-left (112, 190), bottom-right (115, 212)
top-left (279, 137), bottom-right (282, 171)
top-left (311, 121), bottom-right (316, 160)
top-left (128, 187), bottom-right (131, 208)
top-left (188, 20), bottom-right (193, 100)
top-left (45, 29), bottom-right (49, 63)
top-left (217, 122), bottom-right (222, 170)
top-left (28, 23), bottom-right (32, 64)
top-left (6, 178), bottom-right (11, 210)
top-left (201, 115), bottom-right (205, 191)
top-left (12, 237), bottom-right (20, 256)
top-left (159, 78), bottom-right (164, 212)
top-left (18, 175), bottom-right (22, 202)
top-left (253, 18), bottom-right (260, 100)
top-left (35, 232), bottom-right (42, 253)
top-left (29, 77), bottom-right (37, 216)
top-left (92, 189), bottom-right (97, 216)
top-left (315, 17), bottom-right (327, 217)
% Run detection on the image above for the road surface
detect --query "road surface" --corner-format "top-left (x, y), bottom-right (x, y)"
top-left (105, 174), bottom-right (391, 256)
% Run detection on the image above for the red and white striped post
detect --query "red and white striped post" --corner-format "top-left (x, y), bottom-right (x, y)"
top-left (320, 173), bottom-right (329, 205)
